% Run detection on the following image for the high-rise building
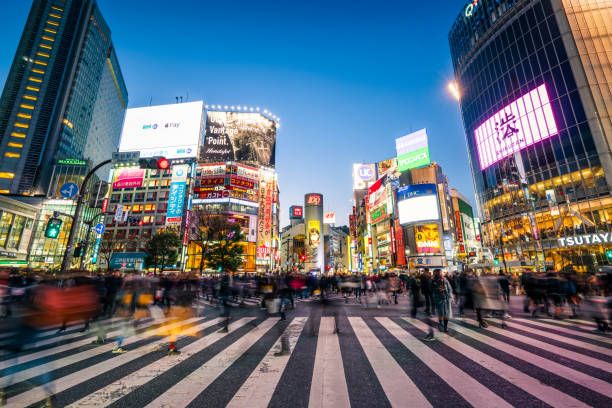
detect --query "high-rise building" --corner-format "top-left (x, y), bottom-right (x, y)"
top-left (449, 0), bottom-right (612, 272)
top-left (0, 0), bottom-right (128, 196)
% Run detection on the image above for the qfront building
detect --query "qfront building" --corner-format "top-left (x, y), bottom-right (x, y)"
top-left (449, 0), bottom-right (612, 272)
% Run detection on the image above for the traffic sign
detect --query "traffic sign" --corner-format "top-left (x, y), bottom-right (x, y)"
top-left (94, 223), bottom-right (105, 235)
top-left (60, 182), bottom-right (78, 199)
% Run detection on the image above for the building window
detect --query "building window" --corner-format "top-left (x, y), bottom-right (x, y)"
top-left (110, 193), bottom-right (120, 203)
top-left (0, 212), bottom-right (14, 246)
top-left (145, 204), bottom-right (155, 213)
top-left (6, 215), bottom-right (26, 249)
top-left (122, 193), bottom-right (132, 202)
top-left (132, 204), bottom-right (143, 213)
top-left (146, 192), bottom-right (157, 200)
top-left (134, 192), bottom-right (145, 202)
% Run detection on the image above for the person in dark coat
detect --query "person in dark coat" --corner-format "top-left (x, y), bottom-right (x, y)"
top-left (431, 269), bottom-right (453, 333)
top-left (420, 269), bottom-right (433, 316)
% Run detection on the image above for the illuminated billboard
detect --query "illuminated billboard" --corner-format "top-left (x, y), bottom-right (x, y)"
top-left (200, 111), bottom-right (277, 166)
top-left (290, 206), bottom-right (303, 219)
top-left (396, 129), bottom-right (431, 172)
top-left (324, 212), bottom-right (336, 224)
top-left (119, 101), bottom-right (203, 159)
top-left (475, 83), bottom-right (558, 170)
top-left (397, 184), bottom-right (439, 225)
top-left (166, 165), bottom-right (189, 225)
top-left (352, 164), bottom-right (376, 190)
top-left (112, 168), bottom-right (145, 189)
top-left (308, 220), bottom-right (321, 248)
top-left (415, 224), bottom-right (441, 254)
top-left (377, 158), bottom-right (397, 178)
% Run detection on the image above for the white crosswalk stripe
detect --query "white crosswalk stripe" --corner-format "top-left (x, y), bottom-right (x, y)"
top-left (0, 313), bottom-right (610, 408)
top-left (404, 318), bottom-right (589, 408)
top-left (514, 317), bottom-right (612, 345)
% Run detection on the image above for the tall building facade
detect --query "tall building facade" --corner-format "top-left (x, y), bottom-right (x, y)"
top-left (0, 0), bottom-right (127, 195)
top-left (449, 0), bottom-right (612, 272)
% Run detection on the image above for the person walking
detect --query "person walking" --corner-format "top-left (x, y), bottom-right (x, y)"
top-left (421, 269), bottom-right (433, 316)
top-left (431, 269), bottom-right (453, 334)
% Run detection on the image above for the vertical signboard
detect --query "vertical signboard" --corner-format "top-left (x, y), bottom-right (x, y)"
top-left (257, 169), bottom-right (275, 260)
top-left (304, 193), bottom-right (324, 273)
top-left (166, 165), bottom-right (189, 225)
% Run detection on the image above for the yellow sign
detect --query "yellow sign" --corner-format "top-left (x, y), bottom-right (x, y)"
top-left (308, 220), bottom-right (321, 248)
top-left (415, 224), bottom-right (440, 254)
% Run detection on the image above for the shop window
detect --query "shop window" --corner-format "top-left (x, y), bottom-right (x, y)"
top-left (6, 215), bottom-right (25, 249)
top-left (0, 212), bottom-right (14, 246)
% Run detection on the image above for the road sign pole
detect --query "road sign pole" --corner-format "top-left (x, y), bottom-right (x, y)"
top-left (78, 212), bottom-right (113, 271)
top-left (61, 159), bottom-right (111, 272)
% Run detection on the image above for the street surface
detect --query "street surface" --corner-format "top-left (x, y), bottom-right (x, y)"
top-left (1, 294), bottom-right (611, 408)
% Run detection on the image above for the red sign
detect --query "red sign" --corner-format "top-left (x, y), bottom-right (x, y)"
top-left (200, 176), bottom-right (225, 187)
top-left (306, 194), bottom-right (322, 206)
top-left (455, 211), bottom-right (464, 242)
top-left (101, 198), bottom-right (108, 213)
top-left (394, 220), bottom-right (406, 266)
top-left (257, 245), bottom-right (270, 259)
top-left (230, 176), bottom-right (255, 190)
top-left (292, 206), bottom-right (303, 217)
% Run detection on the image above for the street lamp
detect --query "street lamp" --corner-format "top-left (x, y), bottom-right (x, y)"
top-left (448, 81), bottom-right (461, 101)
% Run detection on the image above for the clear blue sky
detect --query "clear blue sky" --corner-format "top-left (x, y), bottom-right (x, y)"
top-left (0, 0), bottom-right (475, 227)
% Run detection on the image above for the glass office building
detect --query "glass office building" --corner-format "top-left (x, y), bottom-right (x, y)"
top-left (0, 0), bottom-right (127, 196)
top-left (449, 0), bottom-right (612, 272)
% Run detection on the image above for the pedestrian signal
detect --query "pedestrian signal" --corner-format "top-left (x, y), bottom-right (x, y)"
top-left (494, 259), bottom-right (500, 266)
top-left (45, 218), bottom-right (62, 238)
top-left (606, 249), bottom-right (612, 260)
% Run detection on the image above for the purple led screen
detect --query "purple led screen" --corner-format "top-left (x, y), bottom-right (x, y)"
top-left (474, 84), bottom-right (558, 170)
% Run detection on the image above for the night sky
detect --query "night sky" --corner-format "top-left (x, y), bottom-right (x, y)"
top-left (0, 0), bottom-right (475, 226)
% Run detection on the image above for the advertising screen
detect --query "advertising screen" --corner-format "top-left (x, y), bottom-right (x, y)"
top-left (377, 158), bottom-right (397, 178)
top-left (397, 184), bottom-right (439, 225)
top-left (112, 168), bottom-right (145, 189)
top-left (119, 101), bottom-right (203, 159)
top-left (396, 129), bottom-right (430, 172)
top-left (324, 212), bottom-right (336, 224)
top-left (200, 111), bottom-right (276, 166)
top-left (415, 224), bottom-right (441, 253)
top-left (308, 220), bottom-right (321, 248)
top-left (367, 177), bottom-right (386, 209)
top-left (352, 163), bottom-right (376, 190)
top-left (166, 165), bottom-right (189, 225)
top-left (474, 83), bottom-right (558, 170)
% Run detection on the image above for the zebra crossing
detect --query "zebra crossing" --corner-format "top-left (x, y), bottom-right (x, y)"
top-left (1, 312), bottom-right (611, 407)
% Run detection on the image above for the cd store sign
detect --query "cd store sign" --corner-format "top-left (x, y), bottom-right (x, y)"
top-left (558, 232), bottom-right (611, 247)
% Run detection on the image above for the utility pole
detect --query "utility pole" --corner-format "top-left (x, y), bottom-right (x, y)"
top-left (60, 159), bottom-right (111, 272)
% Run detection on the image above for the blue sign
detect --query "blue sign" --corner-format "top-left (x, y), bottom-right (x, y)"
top-left (94, 223), bottom-right (105, 235)
top-left (92, 237), bottom-right (101, 264)
top-left (60, 182), bottom-right (79, 199)
top-left (166, 181), bottom-right (186, 221)
top-left (397, 183), bottom-right (437, 202)
top-left (109, 252), bottom-right (146, 269)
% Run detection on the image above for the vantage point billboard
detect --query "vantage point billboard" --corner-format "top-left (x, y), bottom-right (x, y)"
top-left (200, 111), bottom-right (277, 166)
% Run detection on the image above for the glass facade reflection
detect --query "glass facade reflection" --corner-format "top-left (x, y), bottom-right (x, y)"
top-left (449, 0), bottom-right (612, 272)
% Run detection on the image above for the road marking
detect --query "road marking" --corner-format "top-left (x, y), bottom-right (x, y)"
top-left (377, 317), bottom-right (512, 408)
top-left (309, 317), bottom-right (350, 408)
top-left (144, 318), bottom-right (279, 408)
top-left (227, 317), bottom-right (308, 408)
top-left (404, 318), bottom-right (589, 408)
top-left (0, 317), bottom-right (174, 384)
top-left (350, 317), bottom-right (431, 408)
top-left (65, 317), bottom-right (254, 408)
top-left (449, 319), bottom-right (612, 398)
top-left (5, 316), bottom-right (209, 408)
top-left (0, 319), bottom-right (166, 370)
top-left (485, 318), bottom-right (612, 372)
top-left (515, 318), bottom-right (612, 345)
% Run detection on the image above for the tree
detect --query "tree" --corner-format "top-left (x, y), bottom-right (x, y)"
top-left (145, 231), bottom-right (181, 273)
top-left (99, 232), bottom-right (125, 270)
top-left (200, 217), bottom-right (244, 272)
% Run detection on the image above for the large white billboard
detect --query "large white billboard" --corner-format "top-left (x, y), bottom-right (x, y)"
top-left (119, 101), bottom-right (203, 159)
top-left (398, 195), bottom-right (440, 225)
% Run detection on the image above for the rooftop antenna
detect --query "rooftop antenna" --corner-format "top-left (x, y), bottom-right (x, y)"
top-left (180, 96), bottom-right (183, 103)
top-left (175, 96), bottom-right (179, 104)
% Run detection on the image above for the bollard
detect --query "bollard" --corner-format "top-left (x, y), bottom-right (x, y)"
top-left (333, 312), bottom-right (340, 334)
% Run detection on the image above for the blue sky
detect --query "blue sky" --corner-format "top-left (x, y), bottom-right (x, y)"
top-left (0, 0), bottom-right (474, 227)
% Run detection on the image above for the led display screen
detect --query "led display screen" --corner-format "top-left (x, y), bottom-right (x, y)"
top-left (474, 84), bottom-right (558, 170)
top-left (398, 195), bottom-right (439, 225)
top-left (119, 101), bottom-right (203, 159)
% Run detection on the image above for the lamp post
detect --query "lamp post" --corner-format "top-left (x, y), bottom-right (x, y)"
top-left (60, 159), bottom-right (111, 272)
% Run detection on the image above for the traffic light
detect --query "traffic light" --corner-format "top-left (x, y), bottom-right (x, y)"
top-left (139, 156), bottom-right (169, 170)
top-left (73, 245), bottom-right (83, 257)
top-left (606, 249), bottom-right (612, 260)
top-left (494, 259), bottom-right (500, 266)
top-left (299, 254), bottom-right (306, 262)
top-left (44, 218), bottom-right (62, 238)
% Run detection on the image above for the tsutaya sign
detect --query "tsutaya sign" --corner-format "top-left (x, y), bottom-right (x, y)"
top-left (558, 232), bottom-right (611, 247)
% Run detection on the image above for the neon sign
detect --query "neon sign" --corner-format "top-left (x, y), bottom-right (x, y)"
top-left (465, 0), bottom-right (481, 17)
top-left (306, 194), bottom-right (322, 206)
top-left (474, 84), bottom-right (558, 170)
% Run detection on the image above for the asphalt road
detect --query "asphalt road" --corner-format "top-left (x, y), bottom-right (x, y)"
top-left (1, 293), bottom-right (611, 407)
